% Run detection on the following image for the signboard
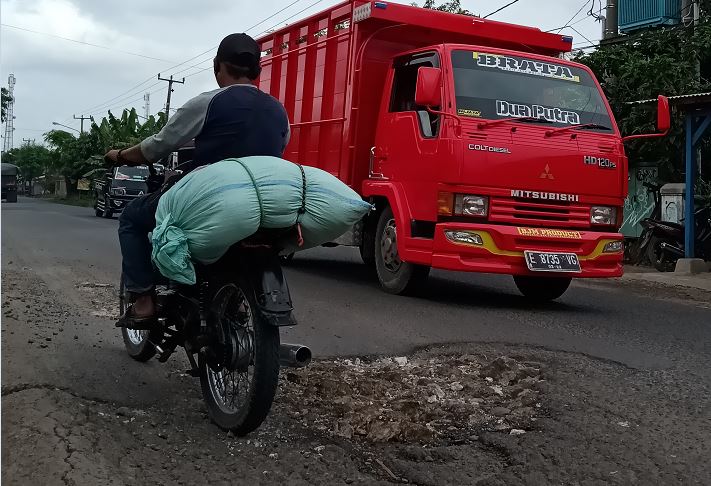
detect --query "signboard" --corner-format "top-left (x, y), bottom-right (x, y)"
top-left (77, 178), bottom-right (91, 191)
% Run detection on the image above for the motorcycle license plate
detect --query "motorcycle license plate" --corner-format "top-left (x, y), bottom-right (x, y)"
top-left (524, 251), bottom-right (581, 273)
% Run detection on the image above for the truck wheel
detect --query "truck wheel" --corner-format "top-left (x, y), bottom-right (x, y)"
top-left (102, 199), bottom-right (113, 218)
top-left (375, 207), bottom-right (429, 295)
top-left (360, 227), bottom-right (376, 267)
top-left (513, 276), bottom-right (571, 301)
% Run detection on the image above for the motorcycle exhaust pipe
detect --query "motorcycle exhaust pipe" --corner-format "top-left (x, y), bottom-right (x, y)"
top-left (279, 343), bottom-right (312, 368)
top-left (660, 242), bottom-right (685, 257)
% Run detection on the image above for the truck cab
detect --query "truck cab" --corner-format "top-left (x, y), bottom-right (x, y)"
top-left (1, 163), bottom-right (19, 203)
top-left (93, 165), bottom-right (149, 218)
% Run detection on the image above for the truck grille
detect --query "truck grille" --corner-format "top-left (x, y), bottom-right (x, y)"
top-left (489, 197), bottom-right (590, 228)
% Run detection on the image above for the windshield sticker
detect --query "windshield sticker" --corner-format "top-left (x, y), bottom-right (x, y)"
top-left (457, 108), bottom-right (482, 118)
top-left (473, 52), bottom-right (580, 83)
top-left (496, 100), bottom-right (581, 125)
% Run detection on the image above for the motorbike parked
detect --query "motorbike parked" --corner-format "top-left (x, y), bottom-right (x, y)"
top-left (638, 202), bottom-right (711, 272)
top-left (118, 159), bottom-right (311, 435)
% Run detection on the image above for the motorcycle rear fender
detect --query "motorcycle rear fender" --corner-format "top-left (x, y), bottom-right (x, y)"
top-left (243, 250), bottom-right (296, 327)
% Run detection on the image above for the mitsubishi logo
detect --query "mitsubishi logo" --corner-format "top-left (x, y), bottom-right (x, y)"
top-left (540, 164), bottom-right (554, 180)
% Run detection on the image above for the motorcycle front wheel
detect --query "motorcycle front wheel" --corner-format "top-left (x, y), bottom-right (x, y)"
top-left (648, 236), bottom-right (677, 272)
top-left (199, 280), bottom-right (280, 436)
top-left (119, 276), bottom-right (161, 362)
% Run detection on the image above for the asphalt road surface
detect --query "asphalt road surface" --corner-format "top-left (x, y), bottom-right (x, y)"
top-left (2, 198), bottom-right (710, 485)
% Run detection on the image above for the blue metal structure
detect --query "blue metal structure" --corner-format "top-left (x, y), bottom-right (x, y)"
top-left (618, 0), bottom-right (681, 32)
top-left (683, 100), bottom-right (711, 257)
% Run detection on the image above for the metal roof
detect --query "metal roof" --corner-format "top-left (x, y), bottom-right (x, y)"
top-left (627, 92), bottom-right (711, 107)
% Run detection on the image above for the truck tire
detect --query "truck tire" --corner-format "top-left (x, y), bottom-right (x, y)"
top-left (375, 207), bottom-right (429, 294)
top-left (102, 198), bottom-right (113, 218)
top-left (6, 192), bottom-right (17, 203)
top-left (513, 276), bottom-right (571, 301)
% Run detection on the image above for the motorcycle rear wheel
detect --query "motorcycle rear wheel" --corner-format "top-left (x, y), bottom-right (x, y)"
top-left (199, 281), bottom-right (280, 436)
top-left (648, 236), bottom-right (676, 272)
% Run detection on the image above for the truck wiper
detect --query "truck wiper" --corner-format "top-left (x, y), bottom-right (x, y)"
top-left (545, 123), bottom-right (612, 137)
top-left (477, 116), bottom-right (553, 130)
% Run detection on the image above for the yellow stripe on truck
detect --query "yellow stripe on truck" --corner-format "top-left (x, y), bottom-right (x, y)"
top-left (452, 231), bottom-right (619, 261)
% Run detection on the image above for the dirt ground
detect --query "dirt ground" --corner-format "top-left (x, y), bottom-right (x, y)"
top-left (2, 265), bottom-right (711, 485)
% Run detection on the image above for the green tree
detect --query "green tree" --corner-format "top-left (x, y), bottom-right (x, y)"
top-left (575, 20), bottom-right (711, 181)
top-left (1, 87), bottom-right (12, 123)
top-left (418, 0), bottom-right (470, 14)
top-left (42, 107), bottom-right (167, 192)
top-left (5, 143), bottom-right (53, 188)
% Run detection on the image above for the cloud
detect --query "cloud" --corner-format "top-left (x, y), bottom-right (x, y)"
top-left (1, 0), bottom-right (604, 146)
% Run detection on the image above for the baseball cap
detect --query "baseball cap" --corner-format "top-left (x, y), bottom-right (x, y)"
top-left (216, 33), bottom-right (261, 66)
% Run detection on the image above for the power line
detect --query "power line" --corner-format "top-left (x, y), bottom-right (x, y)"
top-left (65, 0), bottom-right (310, 120)
top-left (550, 0), bottom-right (592, 33)
top-left (180, 0), bottom-right (328, 80)
top-left (0, 23), bottom-right (174, 63)
top-left (483, 0), bottom-right (521, 19)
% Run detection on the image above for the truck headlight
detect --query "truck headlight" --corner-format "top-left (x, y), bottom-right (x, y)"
top-left (454, 195), bottom-right (489, 217)
top-left (590, 206), bottom-right (616, 225)
top-left (603, 240), bottom-right (624, 253)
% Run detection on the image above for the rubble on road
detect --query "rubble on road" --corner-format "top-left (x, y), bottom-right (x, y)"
top-left (277, 353), bottom-right (545, 444)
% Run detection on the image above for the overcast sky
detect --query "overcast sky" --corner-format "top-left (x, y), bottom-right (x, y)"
top-left (0, 0), bottom-right (605, 148)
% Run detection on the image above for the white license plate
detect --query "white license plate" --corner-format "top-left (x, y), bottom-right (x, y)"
top-left (524, 251), bottom-right (581, 273)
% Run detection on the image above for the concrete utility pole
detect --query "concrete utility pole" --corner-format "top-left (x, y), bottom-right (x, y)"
top-left (22, 138), bottom-right (33, 146)
top-left (143, 92), bottom-right (151, 120)
top-left (3, 74), bottom-right (16, 153)
top-left (157, 74), bottom-right (185, 118)
top-left (73, 114), bottom-right (90, 134)
top-left (603, 0), bottom-right (618, 39)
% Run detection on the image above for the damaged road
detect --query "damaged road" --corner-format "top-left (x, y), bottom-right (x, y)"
top-left (2, 200), bottom-right (711, 485)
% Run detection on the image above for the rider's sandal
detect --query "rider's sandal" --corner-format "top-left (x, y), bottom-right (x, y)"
top-left (115, 306), bottom-right (158, 330)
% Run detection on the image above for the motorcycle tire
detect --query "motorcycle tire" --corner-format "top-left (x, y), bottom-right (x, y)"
top-left (199, 280), bottom-right (280, 436)
top-left (119, 276), bottom-right (161, 362)
top-left (648, 236), bottom-right (677, 272)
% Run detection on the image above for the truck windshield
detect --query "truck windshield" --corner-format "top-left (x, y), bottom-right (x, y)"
top-left (114, 166), bottom-right (149, 181)
top-left (112, 166), bottom-right (149, 190)
top-left (451, 50), bottom-right (613, 132)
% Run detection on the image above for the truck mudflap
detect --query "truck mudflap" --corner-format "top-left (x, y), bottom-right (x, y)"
top-left (423, 223), bottom-right (623, 278)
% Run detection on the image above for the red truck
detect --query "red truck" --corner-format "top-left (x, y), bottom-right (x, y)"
top-left (257, 1), bottom-right (669, 300)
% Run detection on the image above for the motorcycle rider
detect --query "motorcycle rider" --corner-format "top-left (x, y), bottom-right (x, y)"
top-left (105, 33), bottom-right (290, 329)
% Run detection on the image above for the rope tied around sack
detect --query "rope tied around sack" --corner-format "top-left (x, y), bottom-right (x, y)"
top-left (233, 159), bottom-right (264, 226)
top-left (295, 163), bottom-right (307, 247)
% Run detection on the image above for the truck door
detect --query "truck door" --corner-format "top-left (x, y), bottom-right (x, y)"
top-left (372, 51), bottom-right (443, 224)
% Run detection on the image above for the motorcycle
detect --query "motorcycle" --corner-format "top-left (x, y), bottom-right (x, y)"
top-left (118, 159), bottom-right (311, 435)
top-left (638, 203), bottom-right (711, 272)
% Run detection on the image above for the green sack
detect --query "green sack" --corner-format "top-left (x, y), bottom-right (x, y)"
top-left (151, 157), bottom-right (372, 284)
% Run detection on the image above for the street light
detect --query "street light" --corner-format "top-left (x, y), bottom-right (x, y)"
top-left (51, 122), bottom-right (79, 133)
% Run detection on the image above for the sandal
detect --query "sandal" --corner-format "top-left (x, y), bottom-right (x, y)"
top-left (115, 305), bottom-right (158, 330)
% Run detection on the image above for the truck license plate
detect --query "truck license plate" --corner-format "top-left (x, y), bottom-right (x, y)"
top-left (524, 251), bottom-right (581, 273)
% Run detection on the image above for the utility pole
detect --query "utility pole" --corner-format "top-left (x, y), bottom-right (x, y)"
top-left (73, 114), bottom-right (90, 133)
top-left (3, 74), bottom-right (16, 153)
top-left (143, 92), bottom-right (151, 120)
top-left (603, 0), bottom-right (618, 39)
top-left (22, 138), bottom-right (34, 146)
top-left (157, 74), bottom-right (185, 117)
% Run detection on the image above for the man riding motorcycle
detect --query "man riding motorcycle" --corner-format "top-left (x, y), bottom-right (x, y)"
top-left (105, 33), bottom-right (290, 329)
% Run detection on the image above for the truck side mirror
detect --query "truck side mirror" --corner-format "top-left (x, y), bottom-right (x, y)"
top-left (415, 67), bottom-right (442, 107)
top-left (657, 95), bottom-right (670, 133)
top-left (622, 95), bottom-right (671, 143)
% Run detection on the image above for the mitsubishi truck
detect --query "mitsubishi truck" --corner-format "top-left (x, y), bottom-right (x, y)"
top-left (256, 1), bottom-right (669, 300)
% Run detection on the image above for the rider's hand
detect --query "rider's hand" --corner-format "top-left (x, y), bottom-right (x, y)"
top-left (104, 149), bottom-right (120, 164)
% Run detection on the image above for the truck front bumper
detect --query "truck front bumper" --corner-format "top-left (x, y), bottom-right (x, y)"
top-left (413, 223), bottom-right (623, 278)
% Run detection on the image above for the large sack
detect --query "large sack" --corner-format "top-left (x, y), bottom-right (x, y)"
top-left (151, 157), bottom-right (371, 284)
